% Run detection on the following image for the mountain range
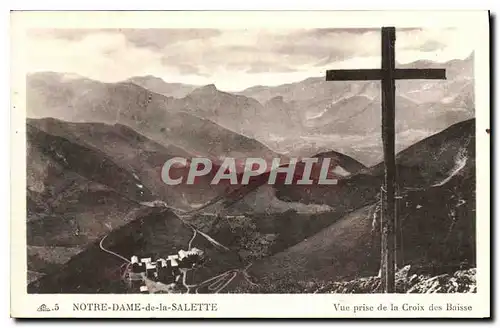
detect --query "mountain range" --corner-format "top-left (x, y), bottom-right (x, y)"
top-left (27, 118), bottom-right (476, 292)
top-left (28, 54), bottom-right (474, 166)
top-left (25, 116), bottom-right (365, 287)
top-left (27, 72), bottom-right (277, 162)
top-left (25, 54), bottom-right (476, 292)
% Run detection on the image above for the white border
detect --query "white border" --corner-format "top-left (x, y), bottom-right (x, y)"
top-left (9, 10), bottom-right (490, 318)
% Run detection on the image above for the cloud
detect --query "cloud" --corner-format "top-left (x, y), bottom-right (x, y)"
top-left (246, 61), bottom-right (296, 74)
top-left (28, 28), bottom-right (221, 48)
top-left (419, 40), bottom-right (447, 52)
top-left (120, 29), bottom-right (222, 50)
top-left (25, 27), bottom-right (474, 91)
top-left (25, 30), bottom-right (165, 82)
top-left (27, 28), bottom-right (92, 41)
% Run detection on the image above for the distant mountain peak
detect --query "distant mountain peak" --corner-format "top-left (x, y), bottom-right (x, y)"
top-left (190, 83), bottom-right (218, 96)
top-left (123, 76), bottom-right (199, 98)
top-left (129, 75), bottom-right (166, 82)
top-left (203, 83), bottom-right (218, 91)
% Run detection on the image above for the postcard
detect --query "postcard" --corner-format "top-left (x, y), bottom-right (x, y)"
top-left (10, 10), bottom-right (490, 318)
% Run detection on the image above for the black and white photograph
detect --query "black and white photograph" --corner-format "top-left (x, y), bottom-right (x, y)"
top-left (9, 10), bottom-right (491, 318)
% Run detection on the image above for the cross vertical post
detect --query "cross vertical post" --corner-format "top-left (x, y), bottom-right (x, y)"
top-left (325, 26), bottom-right (446, 293)
top-left (380, 27), bottom-right (396, 293)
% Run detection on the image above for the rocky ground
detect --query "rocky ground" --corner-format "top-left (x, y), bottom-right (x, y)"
top-left (236, 264), bottom-right (476, 294)
top-left (318, 265), bottom-right (476, 294)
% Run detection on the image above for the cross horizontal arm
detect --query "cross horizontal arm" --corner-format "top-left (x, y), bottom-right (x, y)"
top-left (326, 68), bottom-right (446, 82)
top-left (326, 69), bottom-right (382, 81)
top-left (394, 68), bottom-right (446, 80)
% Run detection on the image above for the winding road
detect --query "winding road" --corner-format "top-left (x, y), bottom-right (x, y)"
top-left (99, 198), bottom-right (258, 294)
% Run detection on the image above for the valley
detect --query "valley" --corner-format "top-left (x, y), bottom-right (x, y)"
top-left (24, 55), bottom-right (476, 293)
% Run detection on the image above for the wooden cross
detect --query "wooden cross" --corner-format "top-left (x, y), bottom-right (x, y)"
top-left (325, 27), bottom-right (446, 293)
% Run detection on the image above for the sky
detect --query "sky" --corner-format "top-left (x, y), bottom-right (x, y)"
top-left (26, 28), bottom-right (474, 91)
